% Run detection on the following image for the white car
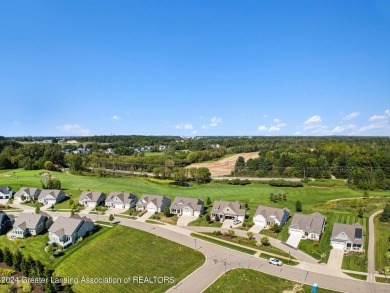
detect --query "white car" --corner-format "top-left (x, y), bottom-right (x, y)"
top-left (268, 258), bottom-right (283, 266)
top-left (233, 220), bottom-right (241, 225)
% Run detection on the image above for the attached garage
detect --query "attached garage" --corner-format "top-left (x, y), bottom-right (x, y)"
top-left (182, 210), bottom-right (192, 216)
top-left (193, 211), bottom-right (200, 217)
top-left (331, 241), bottom-right (346, 250)
top-left (114, 203), bottom-right (124, 209)
top-left (253, 216), bottom-right (266, 227)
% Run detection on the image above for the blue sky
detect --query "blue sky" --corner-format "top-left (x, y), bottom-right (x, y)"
top-left (0, 1), bottom-right (389, 137)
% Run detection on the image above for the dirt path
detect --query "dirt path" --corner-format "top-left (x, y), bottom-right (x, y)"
top-left (186, 152), bottom-right (259, 177)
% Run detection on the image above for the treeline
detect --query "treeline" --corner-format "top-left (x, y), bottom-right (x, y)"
top-left (0, 247), bottom-right (73, 292)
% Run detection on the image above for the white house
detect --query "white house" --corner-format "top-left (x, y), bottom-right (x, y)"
top-left (170, 197), bottom-right (204, 216)
top-left (253, 206), bottom-right (290, 228)
top-left (210, 200), bottom-right (246, 222)
top-left (38, 190), bottom-right (67, 205)
top-left (48, 216), bottom-right (94, 248)
top-left (78, 191), bottom-right (106, 207)
top-left (0, 186), bottom-right (13, 199)
top-left (330, 222), bottom-right (364, 251)
top-left (9, 213), bottom-right (53, 239)
top-left (136, 194), bottom-right (171, 213)
top-left (105, 192), bottom-right (137, 209)
top-left (288, 212), bottom-right (326, 241)
top-left (14, 187), bottom-right (41, 202)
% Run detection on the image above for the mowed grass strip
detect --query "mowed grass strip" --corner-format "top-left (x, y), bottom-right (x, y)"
top-left (191, 233), bottom-right (256, 255)
top-left (374, 214), bottom-right (390, 271)
top-left (55, 225), bottom-right (204, 293)
top-left (204, 268), bottom-right (340, 293)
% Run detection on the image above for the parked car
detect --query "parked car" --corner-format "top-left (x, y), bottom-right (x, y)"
top-left (268, 258), bottom-right (283, 266)
top-left (233, 219), bottom-right (241, 225)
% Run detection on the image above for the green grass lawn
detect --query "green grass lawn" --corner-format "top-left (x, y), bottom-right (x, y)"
top-left (204, 269), bottom-right (339, 293)
top-left (260, 221), bottom-right (290, 241)
top-left (151, 212), bottom-right (179, 225)
top-left (374, 214), bottom-right (390, 271)
top-left (55, 225), bottom-right (204, 293)
top-left (1, 169), bottom-right (388, 213)
top-left (191, 233), bottom-right (257, 255)
top-left (188, 216), bottom-right (223, 228)
top-left (0, 227), bottom-right (108, 269)
top-left (201, 232), bottom-right (291, 258)
top-left (344, 272), bottom-right (367, 280)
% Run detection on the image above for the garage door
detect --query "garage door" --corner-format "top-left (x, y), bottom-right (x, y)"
top-left (115, 203), bottom-right (124, 208)
top-left (332, 242), bottom-right (345, 250)
top-left (183, 210), bottom-right (192, 216)
top-left (254, 220), bottom-right (266, 227)
top-left (148, 207), bottom-right (157, 213)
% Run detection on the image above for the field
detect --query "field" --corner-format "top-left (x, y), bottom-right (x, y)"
top-left (204, 268), bottom-right (339, 293)
top-left (1, 169), bottom-right (388, 215)
top-left (55, 225), bottom-right (204, 293)
top-left (374, 214), bottom-right (390, 270)
top-left (186, 152), bottom-right (259, 176)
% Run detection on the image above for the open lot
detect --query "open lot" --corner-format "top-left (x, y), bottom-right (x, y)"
top-left (204, 268), bottom-right (339, 293)
top-left (374, 214), bottom-right (390, 271)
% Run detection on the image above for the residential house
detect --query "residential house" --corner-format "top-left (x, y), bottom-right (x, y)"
top-left (330, 222), bottom-right (364, 251)
top-left (48, 216), bottom-right (94, 248)
top-left (0, 212), bottom-right (14, 234)
top-left (14, 187), bottom-right (41, 202)
top-left (136, 194), bottom-right (171, 213)
top-left (105, 192), bottom-right (137, 209)
top-left (79, 191), bottom-right (106, 207)
top-left (210, 200), bottom-right (246, 222)
top-left (288, 212), bottom-right (326, 241)
top-left (253, 206), bottom-right (290, 228)
top-left (0, 186), bottom-right (13, 199)
top-left (9, 213), bottom-right (53, 238)
top-left (170, 197), bottom-right (204, 216)
top-left (38, 190), bottom-right (67, 205)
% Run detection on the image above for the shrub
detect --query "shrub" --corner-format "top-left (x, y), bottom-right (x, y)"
top-left (269, 179), bottom-right (303, 187)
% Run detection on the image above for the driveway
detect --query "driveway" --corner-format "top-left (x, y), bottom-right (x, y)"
top-left (79, 205), bottom-right (94, 215)
top-left (221, 220), bottom-right (242, 229)
top-left (136, 211), bottom-right (155, 222)
top-left (286, 231), bottom-right (302, 248)
top-left (177, 215), bottom-right (198, 226)
top-left (327, 248), bottom-right (344, 270)
top-left (368, 209), bottom-right (383, 282)
top-left (248, 225), bottom-right (263, 234)
top-left (106, 207), bottom-right (127, 215)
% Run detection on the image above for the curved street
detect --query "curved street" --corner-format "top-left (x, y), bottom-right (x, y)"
top-left (367, 210), bottom-right (383, 282)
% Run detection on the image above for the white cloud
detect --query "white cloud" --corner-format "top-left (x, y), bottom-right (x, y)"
top-left (58, 124), bottom-right (90, 136)
top-left (202, 116), bottom-right (222, 130)
top-left (263, 114), bottom-right (268, 118)
top-left (342, 112), bottom-right (360, 121)
top-left (368, 109), bottom-right (390, 122)
top-left (303, 115), bottom-right (323, 131)
top-left (294, 131), bottom-right (301, 135)
top-left (175, 123), bottom-right (194, 130)
top-left (329, 124), bottom-right (356, 135)
top-left (191, 130), bottom-right (198, 135)
top-left (304, 115), bottom-right (322, 125)
top-left (257, 118), bottom-right (287, 133)
top-left (111, 115), bottom-right (120, 120)
top-left (269, 126), bottom-right (281, 132)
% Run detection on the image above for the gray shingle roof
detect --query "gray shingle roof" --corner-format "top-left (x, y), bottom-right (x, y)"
top-left (0, 186), bottom-right (12, 193)
top-left (39, 189), bottom-right (64, 199)
top-left (211, 200), bottom-right (246, 217)
top-left (13, 213), bottom-right (49, 230)
top-left (106, 192), bottom-right (137, 205)
top-left (254, 205), bottom-right (290, 222)
top-left (49, 216), bottom-right (83, 237)
top-left (15, 187), bottom-right (41, 198)
top-left (137, 194), bottom-right (170, 208)
top-left (331, 222), bottom-right (364, 245)
top-left (170, 197), bottom-right (204, 212)
top-left (79, 191), bottom-right (105, 202)
top-left (289, 212), bottom-right (326, 235)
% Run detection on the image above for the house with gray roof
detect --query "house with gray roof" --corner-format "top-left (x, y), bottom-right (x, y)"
top-left (210, 200), bottom-right (246, 222)
top-left (0, 186), bottom-right (13, 199)
top-left (331, 222), bottom-right (364, 251)
top-left (9, 213), bottom-right (53, 238)
top-left (0, 212), bottom-right (14, 234)
top-left (136, 194), bottom-right (171, 213)
top-left (38, 189), bottom-right (67, 205)
top-left (288, 212), bottom-right (326, 241)
top-left (14, 187), bottom-right (41, 202)
top-left (253, 205), bottom-right (290, 228)
top-left (48, 216), bottom-right (94, 248)
top-left (170, 197), bottom-right (204, 216)
top-left (105, 192), bottom-right (137, 209)
top-left (79, 191), bottom-right (106, 207)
